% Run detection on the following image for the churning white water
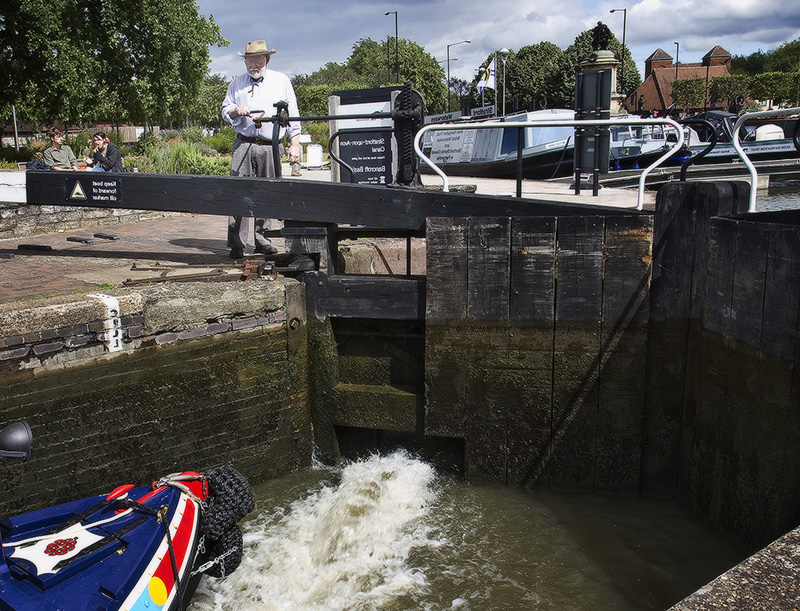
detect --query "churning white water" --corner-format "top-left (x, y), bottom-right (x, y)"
top-left (190, 451), bottom-right (745, 611)
top-left (191, 452), bottom-right (439, 610)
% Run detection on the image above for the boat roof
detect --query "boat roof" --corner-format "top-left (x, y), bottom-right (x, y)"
top-left (505, 109), bottom-right (574, 123)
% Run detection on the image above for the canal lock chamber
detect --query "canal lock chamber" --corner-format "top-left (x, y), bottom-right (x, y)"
top-left (2, 180), bottom-right (800, 608)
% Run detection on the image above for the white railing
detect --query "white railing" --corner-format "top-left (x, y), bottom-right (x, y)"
top-left (732, 107), bottom-right (800, 212)
top-left (413, 118), bottom-right (685, 211)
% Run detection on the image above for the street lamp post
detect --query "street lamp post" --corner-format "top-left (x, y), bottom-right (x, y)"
top-left (609, 8), bottom-right (627, 95)
top-left (384, 11), bottom-right (398, 83)
top-left (674, 41), bottom-right (680, 82)
top-left (499, 48), bottom-right (510, 116)
top-left (446, 39), bottom-right (471, 112)
top-left (479, 65), bottom-right (486, 107)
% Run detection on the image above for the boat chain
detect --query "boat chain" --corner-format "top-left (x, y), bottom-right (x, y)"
top-left (122, 498), bottom-right (184, 611)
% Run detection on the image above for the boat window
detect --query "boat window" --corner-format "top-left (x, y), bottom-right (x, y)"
top-left (501, 127), bottom-right (521, 154)
top-left (529, 125), bottom-right (572, 147)
top-left (501, 125), bottom-right (573, 154)
top-left (610, 126), bottom-right (631, 141)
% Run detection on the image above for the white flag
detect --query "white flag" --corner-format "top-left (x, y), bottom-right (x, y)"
top-left (477, 59), bottom-right (496, 94)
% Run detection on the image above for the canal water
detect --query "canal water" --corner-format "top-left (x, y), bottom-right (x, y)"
top-left (188, 175), bottom-right (800, 610)
top-left (760, 175), bottom-right (800, 211)
top-left (190, 451), bottom-right (746, 611)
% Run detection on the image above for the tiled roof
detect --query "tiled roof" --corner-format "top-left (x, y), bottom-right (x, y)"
top-left (633, 46), bottom-right (734, 112)
top-left (646, 48), bottom-right (673, 62)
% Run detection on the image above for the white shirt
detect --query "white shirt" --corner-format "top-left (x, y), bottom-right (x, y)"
top-left (221, 69), bottom-right (301, 141)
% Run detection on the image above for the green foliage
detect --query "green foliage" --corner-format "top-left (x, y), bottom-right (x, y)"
top-left (730, 38), bottom-right (799, 104)
top-left (671, 78), bottom-right (707, 109)
top-left (190, 74), bottom-right (230, 128)
top-left (468, 28), bottom-right (642, 115)
top-left (135, 140), bottom-right (229, 175)
top-left (181, 125), bottom-right (206, 145)
top-left (348, 38), bottom-right (393, 86)
top-left (295, 85), bottom-right (339, 118)
top-left (504, 42), bottom-right (569, 111)
top-left (138, 130), bottom-right (160, 153)
top-left (304, 122), bottom-right (330, 150)
top-left (764, 39), bottom-right (800, 72)
top-left (295, 37), bottom-right (446, 115)
top-left (294, 63), bottom-right (367, 88)
top-left (738, 38), bottom-right (800, 74)
top-left (0, 144), bottom-right (36, 164)
top-left (0, 0), bottom-right (229, 126)
top-left (750, 72), bottom-right (799, 105)
top-left (709, 75), bottom-right (751, 106)
top-left (64, 130), bottom-right (100, 160)
top-left (731, 50), bottom-right (766, 75)
top-left (204, 127), bottom-right (237, 155)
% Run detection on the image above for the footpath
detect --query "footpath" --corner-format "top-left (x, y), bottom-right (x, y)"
top-left (0, 165), bottom-right (648, 305)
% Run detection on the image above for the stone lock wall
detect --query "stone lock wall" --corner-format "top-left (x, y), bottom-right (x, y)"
top-left (0, 170), bottom-right (178, 240)
top-left (0, 279), bottom-right (310, 518)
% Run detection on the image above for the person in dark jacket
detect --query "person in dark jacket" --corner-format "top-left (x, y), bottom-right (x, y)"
top-left (90, 132), bottom-right (124, 172)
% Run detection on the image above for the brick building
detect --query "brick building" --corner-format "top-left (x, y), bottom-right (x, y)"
top-left (631, 45), bottom-right (732, 115)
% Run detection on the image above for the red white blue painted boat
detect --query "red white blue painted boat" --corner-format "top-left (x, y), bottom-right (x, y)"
top-left (0, 422), bottom-right (254, 611)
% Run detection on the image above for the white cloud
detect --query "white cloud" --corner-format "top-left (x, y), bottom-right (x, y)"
top-left (197, 0), bottom-right (800, 81)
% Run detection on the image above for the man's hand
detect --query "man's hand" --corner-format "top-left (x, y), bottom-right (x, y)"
top-left (287, 144), bottom-right (300, 163)
top-left (229, 105), bottom-right (251, 119)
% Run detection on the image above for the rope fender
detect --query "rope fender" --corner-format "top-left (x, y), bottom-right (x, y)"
top-left (194, 465), bottom-right (255, 579)
top-left (200, 465), bottom-right (256, 539)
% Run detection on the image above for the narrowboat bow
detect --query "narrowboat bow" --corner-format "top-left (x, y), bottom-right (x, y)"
top-left (0, 421), bottom-right (255, 611)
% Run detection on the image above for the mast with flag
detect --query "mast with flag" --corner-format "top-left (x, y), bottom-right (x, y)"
top-left (477, 58), bottom-right (496, 95)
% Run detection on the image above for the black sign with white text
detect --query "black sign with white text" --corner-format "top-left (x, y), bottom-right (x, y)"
top-left (66, 175), bottom-right (121, 205)
top-left (338, 130), bottom-right (392, 185)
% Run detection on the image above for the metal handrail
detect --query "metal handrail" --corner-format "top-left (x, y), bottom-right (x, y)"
top-left (677, 118), bottom-right (717, 181)
top-left (413, 117), bottom-right (685, 211)
top-left (731, 107), bottom-right (800, 212)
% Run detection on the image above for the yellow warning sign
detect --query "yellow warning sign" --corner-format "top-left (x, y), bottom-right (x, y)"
top-left (70, 181), bottom-right (87, 200)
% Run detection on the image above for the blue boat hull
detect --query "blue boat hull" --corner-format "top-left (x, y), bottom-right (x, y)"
top-left (0, 469), bottom-right (253, 611)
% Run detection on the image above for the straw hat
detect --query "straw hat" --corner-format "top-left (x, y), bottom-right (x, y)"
top-left (238, 40), bottom-right (277, 56)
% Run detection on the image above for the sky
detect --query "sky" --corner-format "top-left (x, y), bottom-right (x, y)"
top-left (195, 0), bottom-right (800, 84)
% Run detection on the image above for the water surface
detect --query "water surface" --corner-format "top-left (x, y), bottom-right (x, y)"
top-left (190, 452), bottom-right (745, 611)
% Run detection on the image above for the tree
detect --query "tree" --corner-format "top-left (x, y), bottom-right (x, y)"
top-left (295, 38), bottom-right (446, 116)
top-left (190, 74), bottom-right (230, 128)
top-left (471, 27), bottom-right (642, 116)
top-left (708, 75), bottom-right (750, 109)
top-left (0, 0), bottom-right (227, 127)
top-left (505, 42), bottom-right (567, 112)
top-left (671, 78), bottom-right (707, 111)
top-left (749, 72), bottom-right (799, 106)
top-left (447, 77), bottom-right (471, 112)
top-left (293, 63), bottom-right (367, 88)
top-left (763, 38), bottom-right (800, 73)
top-left (729, 38), bottom-right (800, 107)
top-left (731, 50), bottom-right (766, 75)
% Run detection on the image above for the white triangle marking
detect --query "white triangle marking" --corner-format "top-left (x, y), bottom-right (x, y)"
top-left (70, 181), bottom-right (87, 200)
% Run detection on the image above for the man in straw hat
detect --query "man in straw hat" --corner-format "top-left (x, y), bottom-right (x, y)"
top-left (221, 39), bottom-right (301, 259)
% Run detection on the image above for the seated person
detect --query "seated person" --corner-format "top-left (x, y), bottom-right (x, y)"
top-left (90, 132), bottom-right (124, 172)
top-left (43, 127), bottom-right (80, 170)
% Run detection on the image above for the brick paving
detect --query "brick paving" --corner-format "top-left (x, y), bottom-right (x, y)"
top-left (0, 214), bottom-right (281, 304)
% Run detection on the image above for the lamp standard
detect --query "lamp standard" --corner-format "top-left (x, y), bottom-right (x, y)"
top-left (479, 65), bottom-right (486, 107)
top-left (446, 39), bottom-right (471, 111)
top-left (384, 11), bottom-right (398, 83)
top-left (674, 41), bottom-right (680, 82)
top-left (498, 48), bottom-right (510, 116)
top-left (609, 8), bottom-right (627, 94)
